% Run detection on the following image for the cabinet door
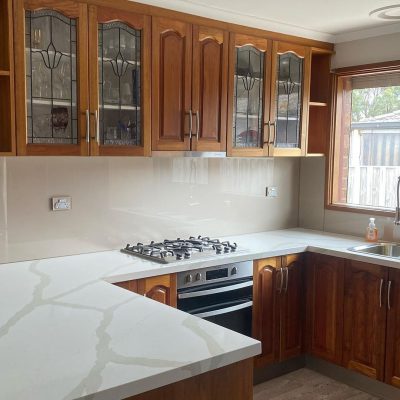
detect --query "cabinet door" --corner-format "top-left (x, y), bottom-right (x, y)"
top-left (88, 6), bottom-right (151, 156)
top-left (137, 274), bottom-right (177, 307)
top-left (305, 253), bottom-right (344, 365)
top-left (385, 268), bottom-right (400, 388)
top-left (343, 260), bottom-right (387, 381)
top-left (227, 33), bottom-right (272, 157)
top-left (14, 0), bottom-right (89, 155)
top-left (269, 41), bottom-right (311, 157)
top-left (191, 25), bottom-right (228, 152)
top-left (152, 17), bottom-right (192, 151)
top-left (113, 280), bottom-right (138, 292)
top-left (253, 257), bottom-right (280, 367)
top-left (280, 254), bottom-right (303, 361)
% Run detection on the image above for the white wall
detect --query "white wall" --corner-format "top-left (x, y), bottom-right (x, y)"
top-left (299, 33), bottom-right (400, 238)
top-left (0, 156), bottom-right (300, 263)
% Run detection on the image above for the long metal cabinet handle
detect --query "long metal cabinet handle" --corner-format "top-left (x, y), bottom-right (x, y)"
top-left (263, 121), bottom-right (270, 144)
top-left (178, 280), bottom-right (253, 299)
top-left (285, 267), bottom-right (289, 293)
top-left (85, 110), bottom-right (90, 143)
top-left (95, 110), bottom-right (100, 144)
top-left (379, 278), bottom-right (384, 308)
top-left (188, 110), bottom-right (193, 139)
top-left (278, 269), bottom-right (284, 294)
top-left (269, 121), bottom-right (276, 144)
top-left (388, 280), bottom-right (392, 310)
top-left (193, 301), bottom-right (253, 319)
top-left (196, 111), bottom-right (200, 140)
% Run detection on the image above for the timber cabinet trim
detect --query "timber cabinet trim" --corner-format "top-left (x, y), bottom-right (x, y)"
top-left (0, 0), bottom-right (15, 155)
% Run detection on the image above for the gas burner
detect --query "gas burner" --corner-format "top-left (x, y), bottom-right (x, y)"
top-left (121, 236), bottom-right (238, 264)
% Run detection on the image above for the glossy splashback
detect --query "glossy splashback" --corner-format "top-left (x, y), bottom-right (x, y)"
top-left (0, 157), bottom-right (300, 263)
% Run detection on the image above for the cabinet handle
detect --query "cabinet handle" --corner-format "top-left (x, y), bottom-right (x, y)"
top-left (278, 269), bottom-right (284, 294)
top-left (186, 110), bottom-right (193, 139)
top-left (379, 278), bottom-right (384, 308)
top-left (284, 267), bottom-right (289, 293)
top-left (90, 110), bottom-right (100, 144)
top-left (195, 111), bottom-right (200, 140)
top-left (269, 121), bottom-right (276, 144)
top-left (263, 121), bottom-right (270, 144)
top-left (85, 110), bottom-right (90, 143)
top-left (388, 280), bottom-right (392, 310)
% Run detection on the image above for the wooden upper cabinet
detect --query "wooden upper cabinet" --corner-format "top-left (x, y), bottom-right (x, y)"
top-left (343, 260), bottom-right (388, 381)
top-left (385, 268), bottom-right (400, 388)
top-left (280, 254), bottom-right (303, 361)
top-left (227, 33), bottom-right (272, 157)
top-left (14, 0), bottom-right (90, 156)
top-left (191, 26), bottom-right (228, 152)
top-left (269, 41), bottom-right (311, 157)
top-left (88, 6), bottom-right (151, 156)
top-left (152, 17), bottom-right (192, 151)
top-left (253, 257), bottom-right (280, 367)
top-left (137, 274), bottom-right (177, 307)
top-left (305, 253), bottom-right (344, 365)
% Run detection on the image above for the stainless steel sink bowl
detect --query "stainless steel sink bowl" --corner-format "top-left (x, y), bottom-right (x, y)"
top-left (349, 243), bottom-right (400, 258)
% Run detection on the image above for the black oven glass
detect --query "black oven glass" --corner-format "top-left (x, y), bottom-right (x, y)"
top-left (206, 268), bottom-right (228, 280)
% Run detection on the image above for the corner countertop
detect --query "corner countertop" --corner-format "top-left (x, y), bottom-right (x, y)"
top-left (0, 228), bottom-right (398, 400)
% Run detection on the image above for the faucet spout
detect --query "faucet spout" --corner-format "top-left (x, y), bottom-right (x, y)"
top-left (395, 176), bottom-right (400, 225)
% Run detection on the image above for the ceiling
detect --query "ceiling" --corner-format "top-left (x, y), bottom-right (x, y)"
top-left (133, 0), bottom-right (400, 42)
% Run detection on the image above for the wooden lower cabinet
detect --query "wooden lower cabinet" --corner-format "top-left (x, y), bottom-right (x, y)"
top-left (343, 260), bottom-right (388, 381)
top-left (124, 359), bottom-right (253, 400)
top-left (305, 253), bottom-right (344, 365)
top-left (113, 274), bottom-right (177, 307)
top-left (253, 254), bottom-right (303, 367)
top-left (385, 268), bottom-right (400, 388)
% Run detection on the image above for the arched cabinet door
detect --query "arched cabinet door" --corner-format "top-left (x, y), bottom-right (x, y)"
top-left (14, 0), bottom-right (89, 155)
top-left (191, 26), bottom-right (228, 152)
top-left (138, 274), bottom-right (177, 307)
top-left (152, 17), bottom-right (192, 151)
top-left (269, 41), bottom-right (311, 157)
top-left (227, 33), bottom-right (272, 157)
top-left (88, 5), bottom-right (151, 156)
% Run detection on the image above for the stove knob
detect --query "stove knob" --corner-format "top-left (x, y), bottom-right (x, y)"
top-left (185, 274), bottom-right (193, 284)
top-left (231, 267), bottom-right (238, 275)
top-left (195, 272), bottom-right (202, 281)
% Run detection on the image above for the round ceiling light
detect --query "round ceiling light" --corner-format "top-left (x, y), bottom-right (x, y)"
top-left (369, 4), bottom-right (400, 20)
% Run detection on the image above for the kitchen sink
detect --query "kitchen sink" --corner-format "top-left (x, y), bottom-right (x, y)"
top-left (349, 243), bottom-right (400, 258)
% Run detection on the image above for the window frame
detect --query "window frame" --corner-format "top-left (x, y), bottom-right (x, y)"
top-left (327, 60), bottom-right (400, 216)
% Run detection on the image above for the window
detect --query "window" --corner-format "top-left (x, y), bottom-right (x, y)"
top-left (329, 62), bottom-right (400, 214)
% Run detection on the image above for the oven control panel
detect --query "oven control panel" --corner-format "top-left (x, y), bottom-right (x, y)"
top-left (177, 260), bottom-right (253, 289)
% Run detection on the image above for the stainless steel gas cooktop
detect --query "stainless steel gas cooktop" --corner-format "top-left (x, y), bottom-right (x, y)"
top-left (121, 236), bottom-right (238, 264)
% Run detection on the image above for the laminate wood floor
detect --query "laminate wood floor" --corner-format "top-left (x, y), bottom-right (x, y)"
top-left (254, 369), bottom-right (382, 400)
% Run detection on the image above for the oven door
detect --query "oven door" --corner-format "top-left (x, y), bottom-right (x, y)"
top-left (177, 277), bottom-right (253, 336)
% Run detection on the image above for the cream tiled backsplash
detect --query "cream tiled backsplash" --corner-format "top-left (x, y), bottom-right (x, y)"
top-left (0, 156), bottom-right (300, 263)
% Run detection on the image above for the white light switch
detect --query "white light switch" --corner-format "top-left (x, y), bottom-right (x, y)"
top-left (51, 196), bottom-right (72, 211)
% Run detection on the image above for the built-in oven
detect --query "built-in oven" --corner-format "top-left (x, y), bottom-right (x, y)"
top-left (177, 261), bottom-right (253, 337)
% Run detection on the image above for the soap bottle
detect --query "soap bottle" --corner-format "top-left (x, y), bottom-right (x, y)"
top-left (366, 218), bottom-right (378, 242)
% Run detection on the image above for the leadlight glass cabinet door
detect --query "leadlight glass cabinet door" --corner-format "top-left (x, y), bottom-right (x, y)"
top-left (14, 0), bottom-right (89, 155)
top-left (227, 34), bottom-right (272, 157)
top-left (269, 42), bottom-right (311, 157)
top-left (88, 6), bottom-right (151, 156)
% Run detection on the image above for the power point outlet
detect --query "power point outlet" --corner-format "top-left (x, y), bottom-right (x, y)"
top-left (51, 196), bottom-right (72, 211)
top-left (266, 187), bottom-right (278, 198)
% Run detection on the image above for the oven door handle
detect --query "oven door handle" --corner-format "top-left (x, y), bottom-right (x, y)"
top-left (178, 280), bottom-right (253, 299)
top-left (193, 301), bottom-right (253, 319)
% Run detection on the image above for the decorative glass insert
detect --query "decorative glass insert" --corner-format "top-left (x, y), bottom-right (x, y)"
top-left (232, 46), bottom-right (264, 148)
top-left (98, 22), bottom-right (141, 146)
top-left (25, 10), bottom-right (78, 144)
top-left (275, 53), bottom-right (303, 148)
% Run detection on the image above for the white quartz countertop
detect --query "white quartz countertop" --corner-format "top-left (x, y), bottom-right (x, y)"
top-left (1, 228), bottom-right (399, 400)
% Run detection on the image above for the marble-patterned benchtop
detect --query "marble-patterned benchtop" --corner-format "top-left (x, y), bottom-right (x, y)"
top-left (0, 228), bottom-right (397, 400)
